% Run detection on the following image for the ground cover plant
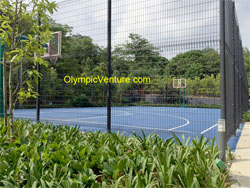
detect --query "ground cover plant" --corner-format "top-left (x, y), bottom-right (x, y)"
top-left (0, 120), bottom-right (231, 187)
top-left (243, 111), bottom-right (250, 122)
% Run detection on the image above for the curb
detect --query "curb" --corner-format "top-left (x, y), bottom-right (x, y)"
top-left (230, 122), bottom-right (250, 187)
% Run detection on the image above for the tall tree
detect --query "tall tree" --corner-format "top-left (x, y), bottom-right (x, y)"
top-left (0, 0), bottom-right (56, 137)
top-left (115, 33), bottom-right (169, 77)
top-left (167, 49), bottom-right (220, 79)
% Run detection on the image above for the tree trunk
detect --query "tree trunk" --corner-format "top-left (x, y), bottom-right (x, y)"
top-left (3, 53), bottom-right (7, 127)
top-left (8, 0), bottom-right (19, 137)
top-left (9, 62), bottom-right (13, 136)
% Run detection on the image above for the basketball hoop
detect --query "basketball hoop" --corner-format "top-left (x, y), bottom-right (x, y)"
top-left (49, 56), bottom-right (58, 65)
top-left (42, 31), bottom-right (62, 65)
top-left (172, 78), bottom-right (187, 108)
top-left (178, 82), bottom-right (181, 88)
top-left (173, 79), bottom-right (187, 89)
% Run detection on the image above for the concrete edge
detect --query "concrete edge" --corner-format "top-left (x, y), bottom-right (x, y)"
top-left (229, 122), bottom-right (250, 187)
top-left (230, 174), bottom-right (250, 187)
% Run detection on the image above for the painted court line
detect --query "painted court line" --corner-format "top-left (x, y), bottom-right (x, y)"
top-left (66, 111), bottom-right (131, 120)
top-left (77, 120), bottom-right (197, 134)
top-left (129, 110), bottom-right (191, 131)
top-left (14, 111), bottom-right (131, 122)
top-left (200, 124), bottom-right (218, 135)
top-left (14, 109), bottom-right (191, 132)
top-left (14, 110), bottom-right (105, 114)
top-left (14, 116), bottom-right (197, 134)
top-left (14, 107), bottom-right (219, 136)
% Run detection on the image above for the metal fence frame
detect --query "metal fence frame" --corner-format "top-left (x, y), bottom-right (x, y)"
top-left (219, 0), bottom-right (248, 160)
top-left (0, 0), bottom-right (247, 161)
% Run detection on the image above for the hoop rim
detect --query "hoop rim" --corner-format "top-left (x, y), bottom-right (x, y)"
top-left (49, 56), bottom-right (58, 65)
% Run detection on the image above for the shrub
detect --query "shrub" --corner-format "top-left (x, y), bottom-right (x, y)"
top-left (67, 94), bottom-right (93, 107)
top-left (121, 97), bottom-right (132, 104)
top-left (0, 120), bottom-right (232, 187)
top-left (243, 111), bottom-right (250, 122)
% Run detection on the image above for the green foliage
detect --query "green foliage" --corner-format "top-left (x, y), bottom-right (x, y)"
top-left (226, 146), bottom-right (235, 161)
top-left (36, 29), bottom-right (222, 108)
top-left (0, 120), bottom-right (232, 187)
top-left (186, 74), bottom-right (220, 96)
top-left (243, 111), bottom-right (250, 122)
top-left (0, 0), bottom-right (57, 102)
top-left (244, 48), bottom-right (250, 86)
top-left (0, 0), bottom-right (57, 128)
top-left (167, 49), bottom-right (220, 79)
top-left (67, 94), bottom-right (93, 107)
top-left (141, 75), bottom-right (220, 98)
top-left (112, 33), bottom-right (169, 78)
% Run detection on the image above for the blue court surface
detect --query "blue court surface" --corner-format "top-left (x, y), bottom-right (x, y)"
top-left (14, 106), bottom-right (221, 140)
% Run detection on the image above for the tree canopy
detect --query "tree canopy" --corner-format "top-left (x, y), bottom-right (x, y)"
top-left (4, 15), bottom-right (250, 109)
top-left (0, 0), bottom-right (57, 133)
top-left (167, 49), bottom-right (220, 79)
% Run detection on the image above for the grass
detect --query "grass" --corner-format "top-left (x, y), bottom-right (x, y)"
top-left (0, 120), bottom-right (232, 187)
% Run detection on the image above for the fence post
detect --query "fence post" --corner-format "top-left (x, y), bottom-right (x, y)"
top-left (219, 0), bottom-right (226, 161)
top-left (36, 16), bottom-right (41, 122)
top-left (232, 2), bottom-right (236, 135)
top-left (107, 0), bottom-right (112, 132)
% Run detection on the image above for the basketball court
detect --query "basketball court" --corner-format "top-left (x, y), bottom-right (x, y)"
top-left (13, 106), bottom-right (220, 140)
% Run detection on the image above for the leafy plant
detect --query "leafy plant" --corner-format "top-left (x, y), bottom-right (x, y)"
top-left (227, 146), bottom-right (235, 161)
top-left (243, 111), bottom-right (250, 122)
top-left (67, 94), bottom-right (93, 107)
top-left (0, 120), bottom-right (232, 187)
top-left (0, 0), bottom-right (57, 134)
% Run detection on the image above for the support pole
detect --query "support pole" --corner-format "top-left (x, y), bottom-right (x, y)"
top-left (18, 42), bottom-right (23, 109)
top-left (0, 39), bottom-right (7, 125)
top-left (219, 0), bottom-right (226, 161)
top-left (182, 88), bottom-right (185, 108)
top-left (36, 16), bottom-right (41, 122)
top-left (107, 0), bottom-right (112, 132)
top-left (0, 38), bottom-right (3, 118)
top-left (3, 50), bottom-right (7, 126)
top-left (232, 2), bottom-right (237, 134)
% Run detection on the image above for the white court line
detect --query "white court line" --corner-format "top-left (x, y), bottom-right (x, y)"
top-left (66, 111), bottom-right (131, 120)
top-left (14, 109), bottom-right (191, 132)
top-left (14, 109), bottom-right (128, 115)
top-left (83, 121), bottom-right (196, 134)
top-left (23, 107), bottom-right (218, 136)
top-left (126, 110), bottom-right (190, 131)
top-left (57, 119), bottom-right (196, 134)
top-left (200, 124), bottom-right (218, 135)
top-left (64, 111), bottom-right (192, 134)
top-left (14, 111), bottom-right (131, 122)
top-left (14, 115), bottom-right (196, 135)
top-left (14, 110), bottom-right (105, 114)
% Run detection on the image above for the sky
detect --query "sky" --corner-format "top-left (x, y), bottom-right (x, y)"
top-left (52, 0), bottom-right (250, 54)
top-left (235, 0), bottom-right (250, 49)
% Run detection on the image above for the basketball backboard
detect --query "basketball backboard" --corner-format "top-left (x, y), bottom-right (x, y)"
top-left (42, 31), bottom-right (62, 59)
top-left (173, 79), bottom-right (186, 89)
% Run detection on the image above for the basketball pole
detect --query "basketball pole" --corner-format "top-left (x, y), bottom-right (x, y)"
top-left (182, 88), bottom-right (185, 108)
